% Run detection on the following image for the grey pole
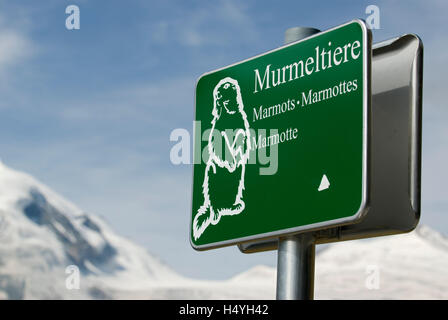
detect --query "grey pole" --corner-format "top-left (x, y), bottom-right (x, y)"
top-left (276, 233), bottom-right (316, 299)
top-left (284, 27), bottom-right (320, 45)
top-left (276, 27), bottom-right (320, 301)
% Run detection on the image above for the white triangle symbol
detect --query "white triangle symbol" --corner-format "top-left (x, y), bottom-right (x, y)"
top-left (318, 174), bottom-right (330, 191)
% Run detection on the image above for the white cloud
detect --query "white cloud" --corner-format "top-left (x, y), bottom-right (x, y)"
top-left (0, 13), bottom-right (35, 112)
top-left (0, 10), bottom-right (34, 73)
top-left (151, 1), bottom-right (260, 48)
top-left (56, 76), bottom-right (195, 128)
top-left (0, 30), bottom-right (32, 69)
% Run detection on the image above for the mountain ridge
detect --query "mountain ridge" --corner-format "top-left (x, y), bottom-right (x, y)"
top-left (0, 162), bottom-right (446, 299)
top-left (0, 162), bottom-right (181, 299)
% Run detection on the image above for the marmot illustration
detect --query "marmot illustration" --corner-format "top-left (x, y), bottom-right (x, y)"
top-left (193, 77), bottom-right (251, 240)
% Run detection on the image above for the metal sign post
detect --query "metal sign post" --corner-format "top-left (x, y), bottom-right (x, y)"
top-left (277, 233), bottom-right (316, 299)
top-left (276, 27), bottom-right (320, 301)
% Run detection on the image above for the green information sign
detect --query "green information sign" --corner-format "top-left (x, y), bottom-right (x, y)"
top-left (191, 20), bottom-right (371, 250)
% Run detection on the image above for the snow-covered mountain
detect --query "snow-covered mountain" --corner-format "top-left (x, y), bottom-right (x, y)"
top-left (210, 225), bottom-right (448, 300)
top-left (0, 162), bottom-right (446, 299)
top-left (118, 223), bottom-right (448, 300)
top-left (314, 224), bottom-right (448, 299)
top-left (0, 162), bottom-right (181, 299)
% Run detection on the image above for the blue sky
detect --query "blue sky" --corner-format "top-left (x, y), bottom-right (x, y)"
top-left (0, 0), bottom-right (446, 279)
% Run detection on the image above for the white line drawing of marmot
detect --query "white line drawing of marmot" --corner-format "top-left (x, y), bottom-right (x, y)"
top-left (193, 77), bottom-right (251, 240)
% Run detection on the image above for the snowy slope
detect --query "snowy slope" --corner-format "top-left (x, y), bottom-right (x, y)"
top-left (117, 223), bottom-right (448, 300)
top-left (314, 225), bottom-right (448, 299)
top-left (0, 161), bottom-right (446, 300)
top-left (0, 162), bottom-right (181, 299)
top-left (112, 225), bottom-right (448, 300)
top-left (215, 226), bottom-right (448, 300)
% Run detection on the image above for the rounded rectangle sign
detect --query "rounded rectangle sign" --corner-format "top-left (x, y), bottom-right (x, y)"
top-left (191, 20), bottom-right (371, 250)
